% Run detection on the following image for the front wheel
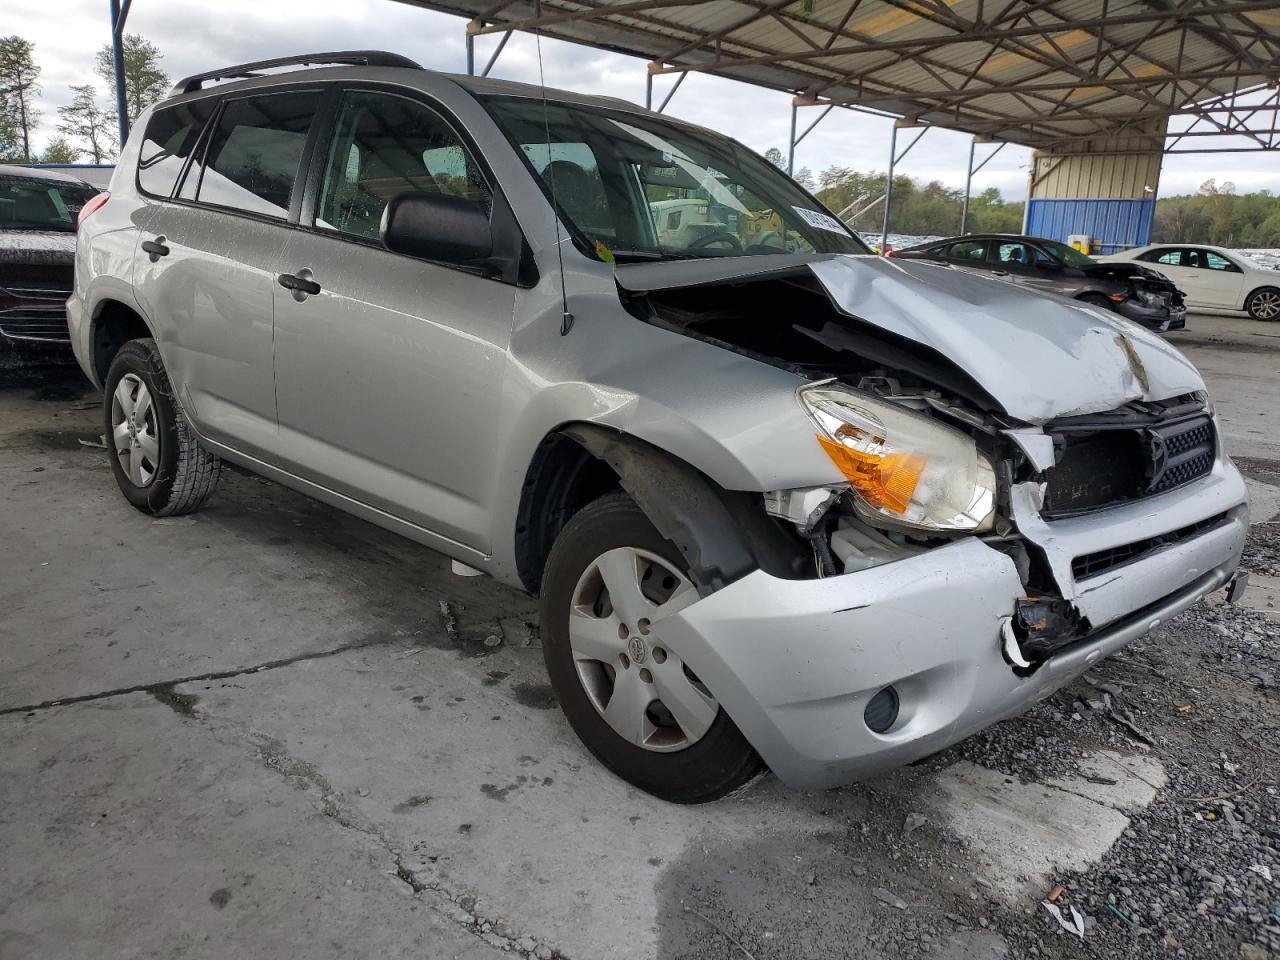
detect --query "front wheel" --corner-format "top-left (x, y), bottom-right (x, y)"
top-left (1245, 287), bottom-right (1280, 321)
top-left (104, 337), bottom-right (221, 515)
top-left (1078, 292), bottom-right (1115, 312)
top-left (539, 492), bottom-right (763, 803)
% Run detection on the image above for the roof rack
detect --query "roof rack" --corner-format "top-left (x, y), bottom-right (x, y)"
top-left (170, 51), bottom-right (421, 96)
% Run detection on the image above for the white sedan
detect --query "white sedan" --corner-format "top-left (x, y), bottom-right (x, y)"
top-left (1099, 244), bottom-right (1280, 321)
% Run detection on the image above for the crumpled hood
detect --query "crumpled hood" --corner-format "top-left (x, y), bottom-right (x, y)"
top-left (1081, 260), bottom-right (1176, 289)
top-left (617, 254), bottom-right (1205, 423)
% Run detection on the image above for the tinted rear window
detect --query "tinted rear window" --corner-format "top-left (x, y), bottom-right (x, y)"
top-left (194, 91), bottom-right (320, 219)
top-left (0, 174), bottom-right (99, 232)
top-left (137, 100), bottom-right (217, 197)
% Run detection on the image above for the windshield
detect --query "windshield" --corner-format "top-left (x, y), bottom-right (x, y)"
top-left (1039, 238), bottom-right (1097, 268)
top-left (0, 174), bottom-right (99, 233)
top-left (482, 96), bottom-right (868, 261)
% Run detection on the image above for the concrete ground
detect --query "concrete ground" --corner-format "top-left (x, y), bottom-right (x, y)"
top-left (2, 311), bottom-right (1277, 960)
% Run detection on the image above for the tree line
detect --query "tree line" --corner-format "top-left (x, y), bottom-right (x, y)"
top-left (0, 33), bottom-right (169, 164)
top-left (773, 156), bottom-right (1280, 247)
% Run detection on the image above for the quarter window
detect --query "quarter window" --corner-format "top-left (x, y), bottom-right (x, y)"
top-left (1139, 248), bottom-right (1182, 266)
top-left (317, 91), bottom-right (492, 241)
top-left (137, 99), bottom-right (216, 197)
top-left (194, 91), bottom-right (321, 219)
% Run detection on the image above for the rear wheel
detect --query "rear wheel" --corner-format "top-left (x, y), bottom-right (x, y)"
top-left (1245, 287), bottom-right (1280, 321)
top-left (104, 338), bottom-right (220, 516)
top-left (539, 492), bottom-right (763, 803)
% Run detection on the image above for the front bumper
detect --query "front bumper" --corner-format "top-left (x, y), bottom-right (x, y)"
top-left (657, 459), bottom-right (1248, 790)
top-left (1116, 298), bottom-right (1186, 331)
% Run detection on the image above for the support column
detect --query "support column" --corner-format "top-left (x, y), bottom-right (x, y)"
top-left (960, 140), bottom-right (1007, 235)
top-left (879, 124), bottom-right (927, 253)
top-left (787, 104), bottom-right (797, 175)
top-left (960, 139), bottom-right (976, 235)
top-left (109, 0), bottom-right (130, 147)
top-left (879, 123), bottom-right (898, 253)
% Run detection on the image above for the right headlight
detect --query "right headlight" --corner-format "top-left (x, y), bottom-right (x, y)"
top-left (798, 381), bottom-right (996, 533)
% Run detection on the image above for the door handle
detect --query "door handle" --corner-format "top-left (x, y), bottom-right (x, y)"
top-left (991, 269), bottom-right (1009, 277)
top-left (277, 271), bottom-right (321, 298)
top-left (141, 236), bottom-right (169, 261)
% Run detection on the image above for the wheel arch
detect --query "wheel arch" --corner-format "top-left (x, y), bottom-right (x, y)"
top-left (514, 423), bottom-right (806, 597)
top-left (89, 298), bottom-right (157, 386)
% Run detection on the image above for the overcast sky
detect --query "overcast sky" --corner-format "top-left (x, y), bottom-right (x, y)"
top-left (10, 0), bottom-right (1276, 199)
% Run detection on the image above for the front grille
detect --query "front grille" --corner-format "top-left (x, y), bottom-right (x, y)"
top-left (0, 281), bottom-right (72, 342)
top-left (1150, 418), bottom-right (1214, 493)
top-left (1072, 511), bottom-right (1231, 580)
top-left (0, 308), bottom-right (70, 341)
top-left (2, 283), bottom-right (72, 299)
top-left (1042, 400), bottom-right (1215, 518)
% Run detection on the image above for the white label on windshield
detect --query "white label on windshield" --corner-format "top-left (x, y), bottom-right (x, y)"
top-left (792, 206), bottom-right (850, 235)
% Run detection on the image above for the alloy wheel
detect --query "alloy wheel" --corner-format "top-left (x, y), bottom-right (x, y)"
top-left (111, 373), bottom-right (159, 487)
top-left (568, 547), bottom-right (717, 752)
top-left (1251, 290), bottom-right (1280, 320)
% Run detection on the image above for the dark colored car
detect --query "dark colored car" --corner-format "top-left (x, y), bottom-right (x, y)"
top-left (895, 234), bottom-right (1187, 331)
top-left (0, 165), bottom-right (101, 354)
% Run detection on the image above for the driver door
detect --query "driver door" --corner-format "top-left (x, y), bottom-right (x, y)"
top-left (270, 87), bottom-right (516, 551)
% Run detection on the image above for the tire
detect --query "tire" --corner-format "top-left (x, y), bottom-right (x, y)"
top-left (1245, 287), bottom-right (1280, 322)
top-left (104, 337), bottom-right (220, 516)
top-left (539, 492), bottom-right (763, 803)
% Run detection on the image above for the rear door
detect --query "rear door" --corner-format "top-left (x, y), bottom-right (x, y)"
top-left (132, 89), bottom-right (322, 458)
top-left (270, 87), bottom-right (517, 551)
top-left (1136, 246), bottom-right (1195, 300)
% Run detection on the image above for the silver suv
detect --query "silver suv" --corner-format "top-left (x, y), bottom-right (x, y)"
top-left (70, 52), bottom-right (1250, 803)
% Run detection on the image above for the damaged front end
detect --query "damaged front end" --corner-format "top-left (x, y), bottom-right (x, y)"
top-left (616, 255), bottom-right (1244, 677)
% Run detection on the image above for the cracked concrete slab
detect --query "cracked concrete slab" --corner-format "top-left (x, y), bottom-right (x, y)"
top-left (922, 752), bottom-right (1166, 903)
top-left (0, 694), bottom-right (508, 960)
top-left (174, 645), bottom-right (839, 959)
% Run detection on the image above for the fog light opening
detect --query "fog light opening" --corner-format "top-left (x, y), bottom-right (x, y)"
top-left (864, 686), bottom-right (899, 734)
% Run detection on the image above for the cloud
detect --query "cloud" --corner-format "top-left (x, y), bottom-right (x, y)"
top-left (7, 0), bottom-right (1269, 201)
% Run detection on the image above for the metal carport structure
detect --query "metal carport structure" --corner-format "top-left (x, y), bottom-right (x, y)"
top-left (107, 0), bottom-right (1280, 248)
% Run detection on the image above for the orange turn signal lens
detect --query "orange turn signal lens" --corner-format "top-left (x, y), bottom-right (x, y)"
top-left (1108, 293), bottom-right (1127, 302)
top-left (817, 434), bottom-right (926, 515)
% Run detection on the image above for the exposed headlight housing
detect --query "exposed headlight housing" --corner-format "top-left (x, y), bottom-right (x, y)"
top-left (798, 381), bottom-right (996, 533)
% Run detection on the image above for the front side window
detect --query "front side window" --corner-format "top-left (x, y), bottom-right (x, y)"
top-left (1204, 251), bottom-right (1240, 272)
top-left (137, 99), bottom-right (216, 197)
top-left (994, 242), bottom-right (1033, 265)
top-left (482, 96), bottom-right (867, 261)
top-left (0, 174), bottom-right (98, 232)
top-left (317, 91), bottom-right (492, 241)
top-left (193, 91), bottom-right (321, 219)
top-left (1035, 239), bottom-right (1093, 268)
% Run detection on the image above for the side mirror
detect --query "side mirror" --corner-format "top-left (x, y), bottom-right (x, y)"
top-left (380, 192), bottom-right (492, 264)
top-left (1035, 259), bottom-right (1059, 271)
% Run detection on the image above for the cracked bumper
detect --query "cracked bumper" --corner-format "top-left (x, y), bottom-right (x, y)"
top-left (657, 462), bottom-right (1248, 790)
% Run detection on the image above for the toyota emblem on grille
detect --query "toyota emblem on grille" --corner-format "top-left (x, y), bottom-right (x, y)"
top-left (1144, 429), bottom-right (1170, 491)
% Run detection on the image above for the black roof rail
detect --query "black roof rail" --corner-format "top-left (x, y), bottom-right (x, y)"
top-left (170, 51), bottom-right (421, 97)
